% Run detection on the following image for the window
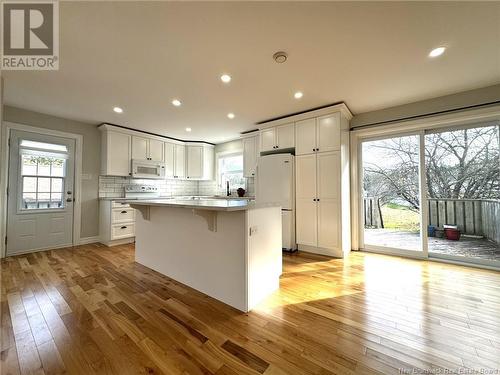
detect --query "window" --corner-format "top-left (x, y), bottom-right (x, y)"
top-left (217, 153), bottom-right (245, 190)
top-left (20, 145), bottom-right (67, 210)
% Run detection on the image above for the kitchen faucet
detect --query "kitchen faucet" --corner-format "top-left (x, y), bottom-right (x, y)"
top-left (226, 181), bottom-right (231, 196)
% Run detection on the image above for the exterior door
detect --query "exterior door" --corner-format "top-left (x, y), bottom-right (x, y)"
top-left (295, 154), bottom-right (317, 246)
top-left (7, 130), bottom-right (75, 255)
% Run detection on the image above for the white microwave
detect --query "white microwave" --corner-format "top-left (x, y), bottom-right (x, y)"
top-left (131, 159), bottom-right (165, 179)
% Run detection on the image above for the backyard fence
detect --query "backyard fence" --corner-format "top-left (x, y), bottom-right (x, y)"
top-left (364, 197), bottom-right (500, 244)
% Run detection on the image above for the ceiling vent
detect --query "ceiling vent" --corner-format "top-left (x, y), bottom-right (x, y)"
top-left (273, 51), bottom-right (288, 63)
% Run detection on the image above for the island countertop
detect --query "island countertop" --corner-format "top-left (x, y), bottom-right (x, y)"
top-left (125, 198), bottom-right (278, 211)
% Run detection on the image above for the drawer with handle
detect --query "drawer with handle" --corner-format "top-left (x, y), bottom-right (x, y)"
top-left (111, 208), bottom-right (135, 223)
top-left (111, 223), bottom-right (135, 240)
top-left (112, 201), bottom-right (131, 209)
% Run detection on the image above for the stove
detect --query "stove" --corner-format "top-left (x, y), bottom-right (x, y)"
top-left (124, 185), bottom-right (161, 199)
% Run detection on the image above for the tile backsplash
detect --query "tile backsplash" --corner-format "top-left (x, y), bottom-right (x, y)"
top-left (99, 176), bottom-right (255, 198)
top-left (98, 176), bottom-right (198, 198)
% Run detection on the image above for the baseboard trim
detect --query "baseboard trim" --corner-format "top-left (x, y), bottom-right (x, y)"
top-left (78, 236), bottom-right (101, 245)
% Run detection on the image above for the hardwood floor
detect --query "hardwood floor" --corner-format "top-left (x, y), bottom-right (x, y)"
top-left (1, 243), bottom-right (500, 374)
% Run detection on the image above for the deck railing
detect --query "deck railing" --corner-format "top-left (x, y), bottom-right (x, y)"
top-left (364, 197), bottom-right (500, 244)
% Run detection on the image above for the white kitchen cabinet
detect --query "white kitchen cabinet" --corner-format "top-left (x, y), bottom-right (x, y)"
top-left (132, 136), bottom-right (149, 160)
top-left (295, 113), bottom-right (341, 156)
top-left (259, 123), bottom-right (295, 152)
top-left (243, 135), bottom-right (258, 177)
top-left (260, 128), bottom-right (276, 152)
top-left (295, 154), bottom-right (318, 246)
top-left (295, 118), bottom-right (317, 155)
top-left (276, 123), bottom-right (295, 149)
top-left (100, 129), bottom-right (131, 176)
top-left (317, 113), bottom-right (341, 153)
top-left (149, 139), bottom-right (164, 162)
top-left (174, 144), bottom-right (186, 178)
top-left (295, 151), bottom-right (340, 254)
top-left (99, 200), bottom-right (136, 246)
top-left (186, 145), bottom-right (203, 179)
top-left (185, 144), bottom-right (214, 180)
top-left (164, 142), bottom-right (175, 178)
top-left (132, 136), bottom-right (164, 162)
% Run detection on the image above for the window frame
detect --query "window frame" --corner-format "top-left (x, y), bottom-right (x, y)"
top-left (17, 146), bottom-right (68, 212)
top-left (216, 151), bottom-right (246, 190)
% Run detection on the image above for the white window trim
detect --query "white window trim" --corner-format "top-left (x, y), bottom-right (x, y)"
top-left (0, 122), bottom-right (84, 258)
top-left (215, 150), bottom-right (245, 190)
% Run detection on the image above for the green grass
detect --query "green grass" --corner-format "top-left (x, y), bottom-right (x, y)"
top-left (381, 204), bottom-right (420, 232)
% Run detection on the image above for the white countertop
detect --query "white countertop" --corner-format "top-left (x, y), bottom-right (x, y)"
top-left (99, 195), bottom-right (255, 201)
top-left (126, 198), bottom-right (277, 211)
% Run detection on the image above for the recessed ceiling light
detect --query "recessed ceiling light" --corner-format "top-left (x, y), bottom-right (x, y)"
top-left (172, 99), bottom-right (181, 107)
top-left (113, 106), bottom-right (123, 113)
top-left (429, 47), bottom-right (446, 58)
top-left (185, 127), bottom-right (192, 132)
top-left (227, 113), bottom-right (235, 119)
top-left (294, 91), bottom-right (303, 99)
top-left (220, 74), bottom-right (231, 83)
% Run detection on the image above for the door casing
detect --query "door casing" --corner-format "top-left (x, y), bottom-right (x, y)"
top-left (0, 122), bottom-right (83, 258)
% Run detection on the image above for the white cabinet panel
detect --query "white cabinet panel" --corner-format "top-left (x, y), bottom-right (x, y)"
top-left (317, 200), bottom-right (339, 250)
top-left (149, 139), bottom-right (164, 162)
top-left (243, 136), bottom-right (257, 177)
top-left (164, 142), bottom-right (175, 178)
top-left (276, 123), bottom-right (295, 149)
top-left (296, 199), bottom-right (317, 247)
top-left (296, 154), bottom-right (317, 199)
top-left (132, 136), bottom-right (149, 160)
top-left (317, 152), bottom-right (340, 200)
top-left (317, 113), bottom-right (340, 152)
top-left (103, 131), bottom-right (131, 176)
top-left (174, 144), bottom-right (185, 178)
top-left (295, 118), bottom-right (316, 155)
top-left (260, 128), bottom-right (276, 152)
top-left (186, 145), bottom-right (203, 179)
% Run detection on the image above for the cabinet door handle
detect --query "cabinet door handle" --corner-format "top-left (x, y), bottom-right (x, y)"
top-left (121, 210), bottom-right (127, 214)
top-left (313, 198), bottom-right (316, 202)
top-left (316, 148), bottom-right (319, 151)
top-left (120, 226), bottom-right (127, 229)
top-left (317, 199), bottom-right (320, 202)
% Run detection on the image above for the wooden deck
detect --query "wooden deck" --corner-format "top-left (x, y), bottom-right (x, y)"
top-left (365, 229), bottom-right (500, 261)
top-left (2, 243), bottom-right (500, 374)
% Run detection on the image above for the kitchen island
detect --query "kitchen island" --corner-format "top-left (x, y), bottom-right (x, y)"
top-left (128, 199), bottom-right (282, 312)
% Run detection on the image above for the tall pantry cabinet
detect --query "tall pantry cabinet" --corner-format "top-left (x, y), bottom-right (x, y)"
top-left (258, 106), bottom-right (351, 258)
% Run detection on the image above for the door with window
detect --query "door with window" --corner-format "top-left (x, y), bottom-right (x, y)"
top-left (6, 130), bottom-right (75, 255)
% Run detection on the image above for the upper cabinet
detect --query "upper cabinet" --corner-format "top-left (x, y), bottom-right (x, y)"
top-left (186, 144), bottom-right (214, 180)
top-left (243, 134), bottom-right (259, 177)
top-left (259, 123), bottom-right (294, 152)
top-left (100, 124), bottom-right (214, 180)
top-left (295, 113), bottom-right (340, 155)
top-left (100, 129), bottom-right (131, 176)
top-left (132, 136), bottom-right (164, 162)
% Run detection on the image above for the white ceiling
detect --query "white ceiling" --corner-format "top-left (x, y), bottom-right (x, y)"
top-left (3, 2), bottom-right (500, 143)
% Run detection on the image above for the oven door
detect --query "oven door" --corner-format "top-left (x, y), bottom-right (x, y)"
top-left (131, 160), bottom-right (165, 179)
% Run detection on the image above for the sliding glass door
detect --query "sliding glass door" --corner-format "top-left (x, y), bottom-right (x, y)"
top-left (362, 134), bottom-right (424, 255)
top-left (359, 122), bottom-right (500, 268)
top-left (425, 124), bottom-right (499, 266)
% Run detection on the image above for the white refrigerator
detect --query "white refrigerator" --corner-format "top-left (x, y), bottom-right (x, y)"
top-left (256, 153), bottom-right (296, 251)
